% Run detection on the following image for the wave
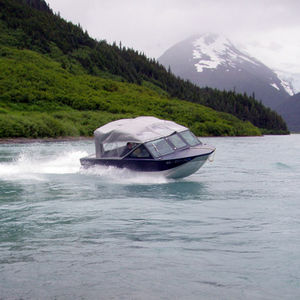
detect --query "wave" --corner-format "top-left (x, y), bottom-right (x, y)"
top-left (0, 149), bottom-right (170, 184)
top-left (0, 150), bottom-right (87, 181)
top-left (79, 165), bottom-right (170, 185)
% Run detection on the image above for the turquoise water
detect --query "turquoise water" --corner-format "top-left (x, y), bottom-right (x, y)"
top-left (0, 135), bottom-right (299, 299)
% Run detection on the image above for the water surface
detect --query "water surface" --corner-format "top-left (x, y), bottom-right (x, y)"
top-left (0, 135), bottom-right (299, 299)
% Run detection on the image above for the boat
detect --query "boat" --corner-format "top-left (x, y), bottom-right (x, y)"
top-left (80, 116), bottom-right (215, 179)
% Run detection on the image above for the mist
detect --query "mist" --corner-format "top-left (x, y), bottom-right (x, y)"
top-left (46, 0), bottom-right (300, 91)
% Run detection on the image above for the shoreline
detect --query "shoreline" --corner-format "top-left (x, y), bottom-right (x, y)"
top-left (0, 136), bottom-right (94, 144)
top-left (0, 133), bottom-right (296, 145)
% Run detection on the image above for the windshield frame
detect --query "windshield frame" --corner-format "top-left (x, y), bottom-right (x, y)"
top-left (178, 130), bottom-right (201, 147)
top-left (145, 137), bottom-right (175, 158)
top-left (166, 133), bottom-right (188, 150)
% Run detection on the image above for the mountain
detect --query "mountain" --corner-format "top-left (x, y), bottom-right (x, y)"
top-left (0, 0), bottom-right (289, 135)
top-left (276, 93), bottom-right (300, 132)
top-left (159, 33), bottom-right (293, 110)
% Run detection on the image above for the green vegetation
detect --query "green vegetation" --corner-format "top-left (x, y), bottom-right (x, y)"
top-left (0, 0), bottom-right (289, 137)
top-left (0, 46), bottom-right (260, 138)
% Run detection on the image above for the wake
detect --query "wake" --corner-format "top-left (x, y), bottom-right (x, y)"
top-left (0, 150), bottom-right (87, 181)
top-left (0, 149), bottom-right (170, 184)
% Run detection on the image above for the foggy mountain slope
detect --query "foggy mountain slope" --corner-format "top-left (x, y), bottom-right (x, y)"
top-left (159, 33), bottom-right (293, 110)
top-left (276, 93), bottom-right (300, 132)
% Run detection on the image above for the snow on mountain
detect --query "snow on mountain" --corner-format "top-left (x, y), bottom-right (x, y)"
top-left (274, 70), bottom-right (295, 96)
top-left (192, 34), bottom-right (260, 72)
top-left (270, 83), bottom-right (280, 91)
top-left (158, 33), bottom-right (293, 109)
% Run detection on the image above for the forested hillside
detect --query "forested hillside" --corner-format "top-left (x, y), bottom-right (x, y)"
top-left (0, 0), bottom-right (288, 135)
top-left (0, 46), bottom-right (261, 138)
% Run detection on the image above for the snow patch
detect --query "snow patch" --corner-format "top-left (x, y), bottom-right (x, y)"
top-left (192, 34), bottom-right (260, 73)
top-left (274, 70), bottom-right (295, 96)
top-left (270, 83), bottom-right (280, 91)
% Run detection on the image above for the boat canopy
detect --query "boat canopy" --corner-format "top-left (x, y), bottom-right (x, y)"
top-left (94, 116), bottom-right (188, 158)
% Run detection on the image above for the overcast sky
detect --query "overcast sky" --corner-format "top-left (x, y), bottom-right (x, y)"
top-left (46, 0), bottom-right (300, 92)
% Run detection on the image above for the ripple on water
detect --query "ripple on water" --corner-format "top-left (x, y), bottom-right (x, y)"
top-left (0, 136), bottom-right (300, 299)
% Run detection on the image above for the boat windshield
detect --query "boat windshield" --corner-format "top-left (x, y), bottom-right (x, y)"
top-left (167, 133), bottom-right (187, 149)
top-left (145, 138), bottom-right (174, 158)
top-left (179, 130), bottom-right (201, 146)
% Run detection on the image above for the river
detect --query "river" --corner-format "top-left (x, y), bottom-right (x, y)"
top-left (0, 135), bottom-right (299, 299)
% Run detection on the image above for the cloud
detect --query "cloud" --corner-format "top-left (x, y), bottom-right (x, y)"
top-left (47, 0), bottom-right (300, 52)
top-left (47, 0), bottom-right (300, 90)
